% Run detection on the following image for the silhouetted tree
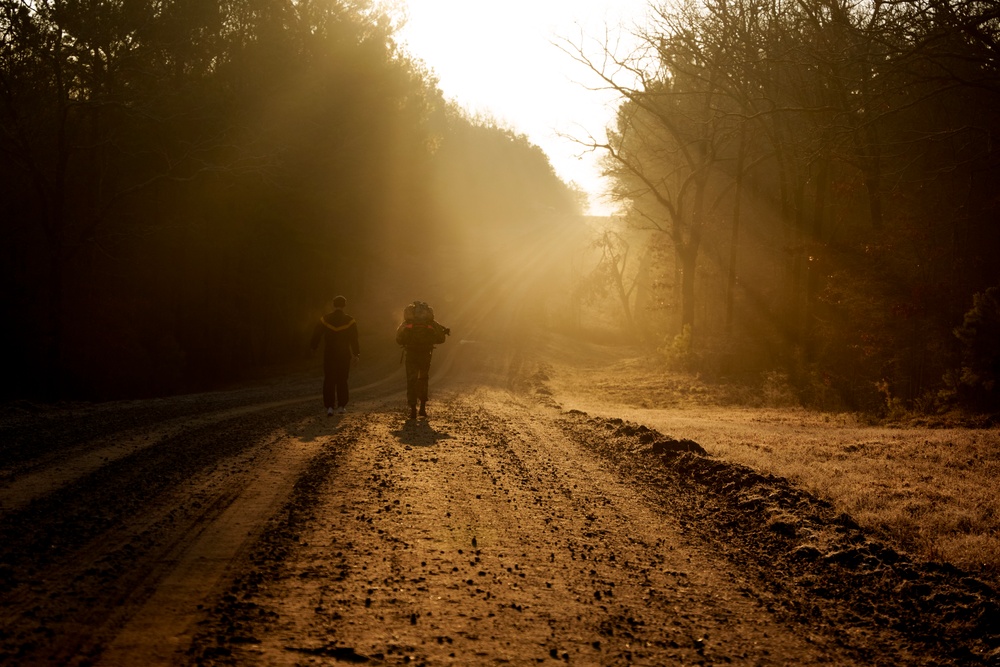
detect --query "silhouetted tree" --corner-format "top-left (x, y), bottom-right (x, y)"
top-left (566, 0), bottom-right (1000, 412)
top-left (0, 0), bottom-right (582, 399)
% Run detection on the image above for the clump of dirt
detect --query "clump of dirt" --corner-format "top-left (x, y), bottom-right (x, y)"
top-left (558, 410), bottom-right (1000, 666)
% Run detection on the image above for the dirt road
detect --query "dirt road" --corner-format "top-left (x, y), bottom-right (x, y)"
top-left (0, 342), bottom-right (997, 665)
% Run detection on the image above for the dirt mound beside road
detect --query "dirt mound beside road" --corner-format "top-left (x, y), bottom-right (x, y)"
top-left (559, 410), bottom-right (1000, 665)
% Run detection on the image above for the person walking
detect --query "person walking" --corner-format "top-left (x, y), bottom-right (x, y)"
top-left (395, 301), bottom-right (449, 419)
top-left (311, 295), bottom-right (360, 416)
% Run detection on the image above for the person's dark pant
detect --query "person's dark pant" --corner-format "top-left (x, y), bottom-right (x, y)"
top-left (404, 349), bottom-right (432, 407)
top-left (323, 356), bottom-right (351, 408)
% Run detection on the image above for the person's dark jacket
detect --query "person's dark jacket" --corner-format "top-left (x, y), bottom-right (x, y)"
top-left (311, 309), bottom-right (359, 365)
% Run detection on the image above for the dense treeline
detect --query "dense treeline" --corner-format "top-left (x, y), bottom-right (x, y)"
top-left (581, 0), bottom-right (1000, 413)
top-left (0, 0), bottom-right (580, 400)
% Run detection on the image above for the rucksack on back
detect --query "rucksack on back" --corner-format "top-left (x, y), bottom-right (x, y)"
top-left (397, 301), bottom-right (448, 347)
top-left (403, 301), bottom-right (434, 324)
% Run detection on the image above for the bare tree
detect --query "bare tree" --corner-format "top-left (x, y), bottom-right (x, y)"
top-left (559, 3), bottom-right (746, 341)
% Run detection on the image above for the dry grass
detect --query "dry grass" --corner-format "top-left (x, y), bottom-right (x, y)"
top-left (540, 337), bottom-right (1000, 586)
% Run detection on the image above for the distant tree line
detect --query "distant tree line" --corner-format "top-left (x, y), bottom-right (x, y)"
top-left (572, 0), bottom-right (1000, 413)
top-left (0, 0), bottom-right (581, 400)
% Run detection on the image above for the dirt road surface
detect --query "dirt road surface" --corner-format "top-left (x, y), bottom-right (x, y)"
top-left (1, 336), bottom-right (998, 666)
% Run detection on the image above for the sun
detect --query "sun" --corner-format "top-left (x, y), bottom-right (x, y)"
top-left (395, 0), bottom-right (651, 216)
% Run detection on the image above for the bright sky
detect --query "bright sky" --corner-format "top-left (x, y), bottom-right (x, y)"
top-left (394, 0), bottom-right (652, 215)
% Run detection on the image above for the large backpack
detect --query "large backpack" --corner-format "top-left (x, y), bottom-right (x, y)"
top-left (398, 301), bottom-right (447, 347)
top-left (403, 301), bottom-right (435, 324)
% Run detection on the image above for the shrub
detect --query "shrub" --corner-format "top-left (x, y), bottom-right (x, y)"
top-left (945, 286), bottom-right (1000, 412)
top-left (659, 325), bottom-right (698, 370)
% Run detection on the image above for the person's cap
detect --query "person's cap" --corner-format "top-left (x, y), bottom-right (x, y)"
top-left (333, 295), bottom-right (347, 308)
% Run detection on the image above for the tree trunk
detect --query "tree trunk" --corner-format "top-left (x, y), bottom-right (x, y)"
top-left (612, 260), bottom-right (636, 338)
top-left (680, 244), bottom-right (698, 335)
top-left (865, 169), bottom-right (883, 231)
top-left (726, 130), bottom-right (748, 335)
top-left (804, 151), bottom-right (830, 362)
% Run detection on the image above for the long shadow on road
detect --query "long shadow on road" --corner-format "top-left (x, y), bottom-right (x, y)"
top-left (390, 418), bottom-right (455, 448)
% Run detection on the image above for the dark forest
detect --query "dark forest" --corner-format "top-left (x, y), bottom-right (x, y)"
top-left (3, 0), bottom-right (1000, 418)
top-left (575, 0), bottom-right (1000, 416)
top-left (0, 0), bottom-right (582, 399)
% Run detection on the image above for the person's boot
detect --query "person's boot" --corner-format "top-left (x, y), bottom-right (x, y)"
top-left (409, 405), bottom-right (417, 419)
top-left (418, 402), bottom-right (427, 418)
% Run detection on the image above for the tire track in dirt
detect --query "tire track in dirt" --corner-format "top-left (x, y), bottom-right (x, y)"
top-left (95, 413), bottom-right (365, 667)
top-left (188, 390), bottom-right (855, 665)
top-left (453, 390), bottom-right (842, 663)
top-left (0, 396), bottom-right (315, 514)
top-left (0, 378), bottom-right (320, 479)
top-left (0, 400), bottom-right (334, 665)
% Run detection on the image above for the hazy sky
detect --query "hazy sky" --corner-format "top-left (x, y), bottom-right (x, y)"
top-left (395, 0), bottom-right (652, 215)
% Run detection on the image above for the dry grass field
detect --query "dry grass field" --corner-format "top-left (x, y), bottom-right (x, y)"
top-left (539, 336), bottom-right (1000, 587)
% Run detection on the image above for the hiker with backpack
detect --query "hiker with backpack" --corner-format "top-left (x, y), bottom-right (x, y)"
top-left (311, 295), bottom-right (360, 416)
top-left (395, 301), bottom-right (449, 419)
